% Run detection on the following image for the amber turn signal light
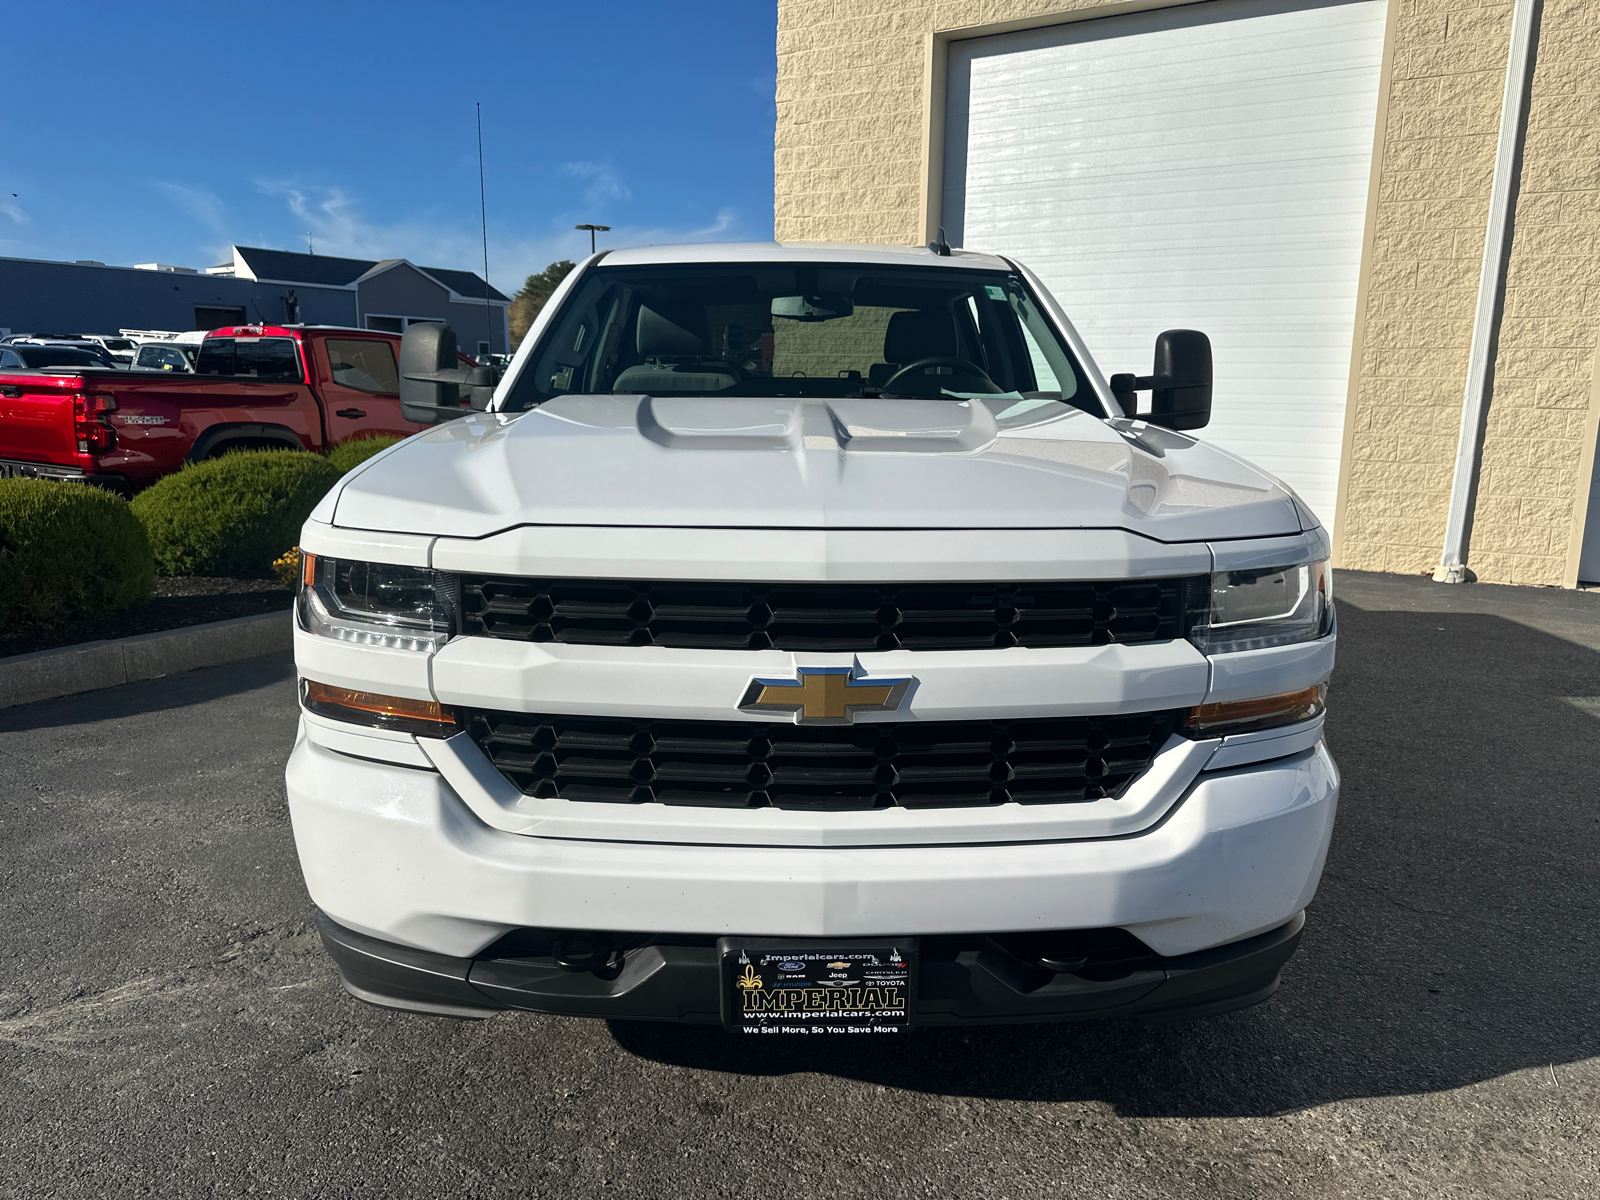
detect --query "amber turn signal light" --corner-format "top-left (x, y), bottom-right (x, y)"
top-left (301, 550), bottom-right (318, 588)
top-left (300, 679), bottom-right (459, 736)
top-left (1185, 684), bottom-right (1325, 738)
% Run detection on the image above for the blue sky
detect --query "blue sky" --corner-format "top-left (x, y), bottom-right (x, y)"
top-left (0, 1), bottom-right (777, 294)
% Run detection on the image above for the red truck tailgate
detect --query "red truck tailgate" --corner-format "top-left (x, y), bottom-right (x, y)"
top-left (0, 372), bottom-right (85, 469)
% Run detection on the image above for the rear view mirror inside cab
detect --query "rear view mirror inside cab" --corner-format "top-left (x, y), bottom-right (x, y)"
top-left (771, 294), bottom-right (854, 322)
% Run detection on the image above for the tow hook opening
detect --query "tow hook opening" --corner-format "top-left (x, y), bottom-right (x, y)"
top-left (979, 928), bottom-right (1158, 993)
top-left (552, 932), bottom-right (621, 974)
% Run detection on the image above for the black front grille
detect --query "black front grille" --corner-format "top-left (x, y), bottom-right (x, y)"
top-left (465, 710), bottom-right (1182, 810)
top-left (459, 575), bottom-right (1208, 652)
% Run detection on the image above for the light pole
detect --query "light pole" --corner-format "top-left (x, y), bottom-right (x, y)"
top-left (576, 224), bottom-right (611, 255)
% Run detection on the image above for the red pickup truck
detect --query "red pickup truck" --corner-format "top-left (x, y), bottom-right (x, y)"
top-left (0, 325), bottom-right (461, 494)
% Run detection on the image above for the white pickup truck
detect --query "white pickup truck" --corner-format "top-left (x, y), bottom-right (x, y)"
top-left (286, 242), bottom-right (1337, 1033)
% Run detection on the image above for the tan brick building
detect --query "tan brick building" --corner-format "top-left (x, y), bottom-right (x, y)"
top-left (775, 0), bottom-right (1600, 587)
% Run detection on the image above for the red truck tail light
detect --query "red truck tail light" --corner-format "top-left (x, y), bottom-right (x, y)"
top-left (73, 392), bottom-right (118, 454)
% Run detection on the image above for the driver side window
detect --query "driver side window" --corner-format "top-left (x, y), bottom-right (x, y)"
top-left (533, 284), bottom-right (624, 398)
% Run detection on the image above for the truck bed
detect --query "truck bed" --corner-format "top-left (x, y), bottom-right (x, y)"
top-left (0, 366), bottom-right (327, 493)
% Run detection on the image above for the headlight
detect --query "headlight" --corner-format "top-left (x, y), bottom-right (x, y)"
top-left (297, 553), bottom-right (457, 651)
top-left (1190, 558), bottom-right (1331, 654)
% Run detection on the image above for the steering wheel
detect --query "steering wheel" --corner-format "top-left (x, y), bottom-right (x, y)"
top-left (881, 355), bottom-right (1002, 396)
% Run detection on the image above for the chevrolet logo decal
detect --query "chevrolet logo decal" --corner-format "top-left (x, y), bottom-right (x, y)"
top-left (738, 666), bottom-right (912, 725)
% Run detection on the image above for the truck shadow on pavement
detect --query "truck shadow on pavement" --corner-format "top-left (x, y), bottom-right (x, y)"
top-left (609, 600), bottom-right (1600, 1117)
top-left (0, 652), bottom-right (296, 734)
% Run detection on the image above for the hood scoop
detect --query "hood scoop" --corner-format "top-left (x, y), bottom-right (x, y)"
top-left (634, 395), bottom-right (998, 455)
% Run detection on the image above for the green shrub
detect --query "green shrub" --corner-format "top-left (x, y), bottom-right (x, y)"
top-left (326, 434), bottom-right (405, 475)
top-left (131, 450), bottom-right (342, 578)
top-left (0, 480), bottom-right (155, 629)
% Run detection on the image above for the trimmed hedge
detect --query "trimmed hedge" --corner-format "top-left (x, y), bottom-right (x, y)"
top-left (326, 434), bottom-right (404, 475)
top-left (0, 479), bottom-right (155, 629)
top-left (131, 450), bottom-right (342, 578)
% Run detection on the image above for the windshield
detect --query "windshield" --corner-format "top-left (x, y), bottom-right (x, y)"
top-left (506, 263), bottom-right (1094, 413)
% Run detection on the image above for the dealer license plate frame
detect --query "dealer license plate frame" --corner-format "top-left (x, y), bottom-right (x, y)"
top-left (718, 937), bottom-right (919, 1035)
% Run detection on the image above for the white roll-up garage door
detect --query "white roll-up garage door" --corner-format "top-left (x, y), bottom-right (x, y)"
top-left (943, 0), bottom-right (1387, 530)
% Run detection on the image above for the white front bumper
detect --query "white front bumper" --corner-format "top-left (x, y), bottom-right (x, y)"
top-left (289, 520), bottom-right (1339, 966)
top-left (285, 723), bottom-right (1338, 961)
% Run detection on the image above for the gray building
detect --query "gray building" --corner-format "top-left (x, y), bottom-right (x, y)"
top-left (212, 247), bottom-right (511, 354)
top-left (0, 245), bottom-right (511, 353)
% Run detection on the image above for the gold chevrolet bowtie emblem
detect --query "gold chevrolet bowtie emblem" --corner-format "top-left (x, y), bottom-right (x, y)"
top-left (738, 666), bottom-right (912, 725)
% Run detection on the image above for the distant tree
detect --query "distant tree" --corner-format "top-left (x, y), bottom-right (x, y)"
top-left (509, 260), bottom-right (577, 344)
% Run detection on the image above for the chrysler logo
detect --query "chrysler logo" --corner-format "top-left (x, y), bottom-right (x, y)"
top-left (738, 665), bottom-right (911, 725)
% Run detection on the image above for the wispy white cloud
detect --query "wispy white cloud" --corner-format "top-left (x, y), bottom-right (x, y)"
top-left (148, 181), bottom-right (230, 237)
top-left (257, 182), bottom-right (370, 256)
top-left (253, 180), bottom-right (749, 294)
top-left (1, 201), bottom-right (30, 226)
top-left (561, 161), bottom-right (632, 206)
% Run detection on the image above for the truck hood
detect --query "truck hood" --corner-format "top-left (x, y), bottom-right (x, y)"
top-left (331, 394), bottom-right (1306, 541)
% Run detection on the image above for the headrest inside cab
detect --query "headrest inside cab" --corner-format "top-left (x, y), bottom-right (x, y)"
top-left (637, 304), bottom-right (708, 357)
top-left (883, 309), bottom-right (957, 364)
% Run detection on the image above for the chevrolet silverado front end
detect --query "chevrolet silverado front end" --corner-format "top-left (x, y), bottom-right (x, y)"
top-left (285, 243), bottom-right (1337, 1032)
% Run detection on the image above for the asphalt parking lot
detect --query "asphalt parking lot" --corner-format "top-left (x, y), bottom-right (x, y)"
top-left (2, 571), bottom-right (1598, 1199)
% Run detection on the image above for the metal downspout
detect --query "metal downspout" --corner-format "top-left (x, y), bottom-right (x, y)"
top-left (1435, 0), bottom-right (1542, 584)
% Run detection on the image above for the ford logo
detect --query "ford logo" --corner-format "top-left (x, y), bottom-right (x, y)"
top-left (779, 961), bottom-right (805, 971)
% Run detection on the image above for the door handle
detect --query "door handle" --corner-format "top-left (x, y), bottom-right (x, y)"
top-left (335, 408), bottom-right (366, 419)
top-left (1, 387), bottom-right (21, 398)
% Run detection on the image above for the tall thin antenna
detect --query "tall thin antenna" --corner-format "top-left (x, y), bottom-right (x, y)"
top-left (307, 231), bottom-right (313, 255)
top-left (477, 101), bottom-right (492, 359)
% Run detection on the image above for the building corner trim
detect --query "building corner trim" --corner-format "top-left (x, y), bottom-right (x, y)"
top-left (920, 31), bottom-right (948, 247)
top-left (1435, 0), bottom-right (1542, 584)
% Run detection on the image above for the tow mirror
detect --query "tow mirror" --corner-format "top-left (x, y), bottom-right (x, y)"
top-left (1109, 329), bottom-right (1212, 431)
top-left (462, 363), bottom-right (499, 411)
top-left (399, 323), bottom-right (470, 425)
